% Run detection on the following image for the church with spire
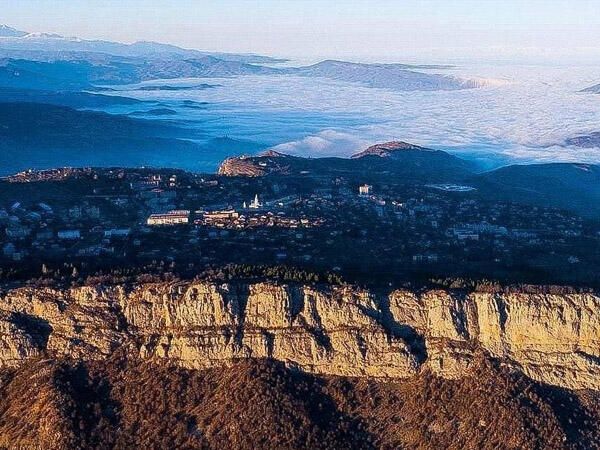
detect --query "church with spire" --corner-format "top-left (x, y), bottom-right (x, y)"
top-left (248, 194), bottom-right (263, 209)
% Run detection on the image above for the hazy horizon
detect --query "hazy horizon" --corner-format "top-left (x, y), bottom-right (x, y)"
top-left (4, 0), bottom-right (600, 64)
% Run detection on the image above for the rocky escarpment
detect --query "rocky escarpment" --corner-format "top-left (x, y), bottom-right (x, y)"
top-left (218, 156), bottom-right (270, 177)
top-left (350, 141), bottom-right (433, 158)
top-left (1, 281), bottom-right (599, 391)
top-left (218, 151), bottom-right (293, 177)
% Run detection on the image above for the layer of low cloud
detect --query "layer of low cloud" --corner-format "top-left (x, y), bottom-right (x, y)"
top-left (120, 63), bottom-right (600, 167)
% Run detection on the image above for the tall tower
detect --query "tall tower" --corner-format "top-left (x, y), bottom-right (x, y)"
top-left (250, 194), bottom-right (262, 209)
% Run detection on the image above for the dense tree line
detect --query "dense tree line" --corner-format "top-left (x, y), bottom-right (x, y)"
top-left (0, 257), bottom-right (596, 294)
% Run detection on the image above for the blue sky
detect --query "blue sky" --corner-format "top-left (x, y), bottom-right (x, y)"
top-left (4, 0), bottom-right (600, 61)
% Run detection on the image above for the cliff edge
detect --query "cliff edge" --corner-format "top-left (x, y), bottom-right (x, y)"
top-left (1, 281), bottom-right (599, 391)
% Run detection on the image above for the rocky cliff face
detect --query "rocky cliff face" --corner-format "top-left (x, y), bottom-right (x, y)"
top-left (350, 141), bottom-right (432, 158)
top-left (218, 152), bottom-right (293, 177)
top-left (1, 281), bottom-right (599, 390)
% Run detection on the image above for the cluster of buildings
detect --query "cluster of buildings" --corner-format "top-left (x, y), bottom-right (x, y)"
top-left (0, 167), bottom-right (154, 260)
top-left (142, 191), bottom-right (324, 231)
top-left (147, 210), bottom-right (190, 226)
top-left (5, 168), bottom-right (92, 183)
top-left (318, 179), bottom-right (593, 269)
top-left (449, 223), bottom-right (509, 241)
top-left (0, 166), bottom-right (596, 286)
top-left (195, 209), bottom-right (323, 230)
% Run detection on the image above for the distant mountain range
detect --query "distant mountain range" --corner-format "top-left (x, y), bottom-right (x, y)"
top-left (0, 99), bottom-right (266, 175)
top-left (0, 55), bottom-right (492, 92)
top-left (565, 132), bottom-right (600, 148)
top-left (0, 25), bottom-right (287, 89)
top-left (0, 25), bottom-right (284, 63)
top-left (0, 56), bottom-right (282, 90)
top-left (0, 25), bottom-right (497, 92)
top-left (580, 83), bottom-right (600, 94)
top-left (0, 25), bottom-right (27, 38)
top-left (291, 60), bottom-right (495, 91)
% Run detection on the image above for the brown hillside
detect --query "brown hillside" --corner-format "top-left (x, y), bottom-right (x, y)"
top-left (0, 356), bottom-right (598, 449)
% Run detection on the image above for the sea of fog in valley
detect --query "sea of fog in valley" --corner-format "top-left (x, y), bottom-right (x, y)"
top-left (1, 23), bottom-right (600, 175)
top-left (97, 62), bottom-right (600, 173)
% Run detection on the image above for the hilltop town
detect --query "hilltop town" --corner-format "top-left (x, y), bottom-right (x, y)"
top-left (0, 142), bottom-right (598, 287)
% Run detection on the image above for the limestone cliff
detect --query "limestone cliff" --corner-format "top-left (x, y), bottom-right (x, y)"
top-left (1, 281), bottom-right (599, 390)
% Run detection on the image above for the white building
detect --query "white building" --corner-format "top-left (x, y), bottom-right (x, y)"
top-left (203, 210), bottom-right (239, 221)
top-left (359, 184), bottom-right (372, 196)
top-left (147, 210), bottom-right (190, 226)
